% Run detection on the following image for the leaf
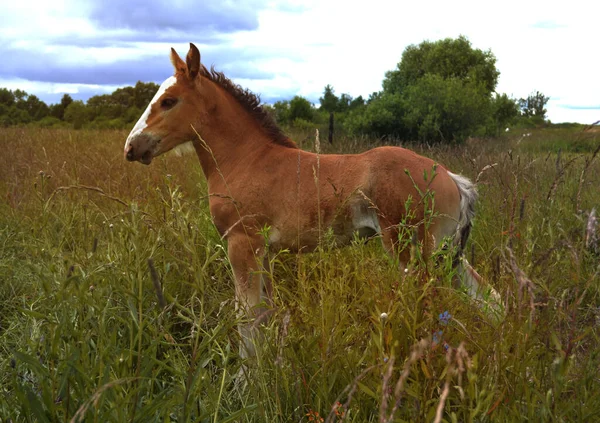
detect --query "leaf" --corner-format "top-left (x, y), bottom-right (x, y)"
top-left (357, 382), bottom-right (377, 400)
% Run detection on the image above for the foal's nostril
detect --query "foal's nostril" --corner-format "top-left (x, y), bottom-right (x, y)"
top-left (126, 147), bottom-right (135, 161)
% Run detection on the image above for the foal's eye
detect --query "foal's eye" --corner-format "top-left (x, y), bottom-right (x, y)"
top-left (161, 98), bottom-right (177, 109)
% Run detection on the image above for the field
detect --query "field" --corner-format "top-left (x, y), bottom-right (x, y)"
top-left (1, 126), bottom-right (599, 422)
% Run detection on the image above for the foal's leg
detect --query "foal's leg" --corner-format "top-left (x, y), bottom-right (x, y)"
top-left (227, 232), bottom-right (270, 358)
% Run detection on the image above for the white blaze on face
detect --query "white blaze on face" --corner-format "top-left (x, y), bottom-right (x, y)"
top-left (124, 76), bottom-right (177, 152)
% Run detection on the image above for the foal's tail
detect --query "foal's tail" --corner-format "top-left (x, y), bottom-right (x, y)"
top-left (447, 171), bottom-right (503, 319)
top-left (447, 171), bottom-right (478, 255)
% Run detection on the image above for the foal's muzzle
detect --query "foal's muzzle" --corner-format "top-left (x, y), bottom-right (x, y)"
top-left (124, 133), bottom-right (157, 165)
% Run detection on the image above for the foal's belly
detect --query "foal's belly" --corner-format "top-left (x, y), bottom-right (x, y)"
top-left (267, 200), bottom-right (381, 252)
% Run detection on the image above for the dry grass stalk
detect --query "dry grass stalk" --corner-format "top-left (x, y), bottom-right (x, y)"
top-left (148, 258), bottom-right (167, 309)
top-left (505, 247), bottom-right (535, 320)
top-left (383, 339), bottom-right (430, 423)
top-left (325, 365), bottom-right (378, 423)
top-left (70, 378), bottom-right (139, 423)
top-left (585, 208), bottom-right (598, 254)
top-left (379, 356), bottom-right (396, 423)
top-left (475, 163), bottom-right (498, 183)
top-left (547, 155), bottom-right (580, 201)
top-left (47, 184), bottom-right (129, 208)
top-left (576, 142), bottom-right (600, 211)
top-left (434, 343), bottom-right (470, 423)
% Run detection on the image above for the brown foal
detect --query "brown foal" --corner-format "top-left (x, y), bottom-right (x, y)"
top-left (124, 43), bottom-right (499, 356)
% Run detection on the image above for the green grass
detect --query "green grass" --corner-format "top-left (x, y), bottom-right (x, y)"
top-left (0, 127), bottom-right (599, 422)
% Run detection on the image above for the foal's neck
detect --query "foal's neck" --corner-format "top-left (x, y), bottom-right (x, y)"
top-left (191, 78), bottom-right (279, 182)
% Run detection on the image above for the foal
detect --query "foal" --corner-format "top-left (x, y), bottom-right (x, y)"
top-left (124, 43), bottom-right (499, 356)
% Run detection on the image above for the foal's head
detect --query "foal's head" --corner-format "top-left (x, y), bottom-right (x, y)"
top-left (124, 43), bottom-right (204, 165)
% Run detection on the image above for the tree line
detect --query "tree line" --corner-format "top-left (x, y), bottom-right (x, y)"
top-left (266, 36), bottom-right (549, 142)
top-left (0, 36), bottom-right (549, 142)
top-left (0, 81), bottom-right (160, 129)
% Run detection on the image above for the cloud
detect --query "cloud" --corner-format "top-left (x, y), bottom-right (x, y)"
top-left (531, 20), bottom-right (566, 29)
top-left (0, 44), bottom-right (284, 86)
top-left (560, 105), bottom-right (600, 110)
top-left (1, 0), bottom-right (599, 124)
top-left (88, 0), bottom-right (263, 34)
top-left (0, 47), bottom-right (171, 85)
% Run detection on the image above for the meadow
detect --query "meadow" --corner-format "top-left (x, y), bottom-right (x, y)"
top-left (0, 126), bottom-right (599, 422)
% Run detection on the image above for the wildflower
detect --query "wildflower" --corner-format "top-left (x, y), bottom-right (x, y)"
top-left (306, 409), bottom-right (324, 422)
top-left (334, 402), bottom-right (345, 418)
top-left (438, 311), bottom-right (451, 326)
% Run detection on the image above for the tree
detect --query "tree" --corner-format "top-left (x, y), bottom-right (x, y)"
top-left (337, 94), bottom-right (353, 113)
top-left (112, 86), bottom-right (135, 108)
top-left (61, 93), bottom-right (73, 110)
top-left (133, 81), bottom-right (159, 109)
top-left (64, 101), bottom-right (88, 129)
top-left (490, 93), bottom-right (520, 134)
top-left (353, 36), bottom-right (500, 142)
top-left (402, 74), bottom-right (490, 142)
top-left (383, 35), bottom-right (499, 96)
top-left (519, 91), bottom-right (549, 120)
top-left (24, 95), bottom-right (49, 120)
top-left (50, 94), bottom-right (74, 120)
top-left (0, 88), bottom-right (15, 107)
top-left (319, 84), bottom-right (338, 113)
top-left (13, 89), bottom-right (27, 102)
top-left (272, 100), bottom-right (291, 124)
top-left (349, 96), bottom-right (365, 110)
top-left (345, 92), bottom-right (405, 137)
top-left (289, 96), bottom-right (313, 122)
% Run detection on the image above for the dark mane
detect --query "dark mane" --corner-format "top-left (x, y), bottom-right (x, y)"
top-left (200, 65), bottom-right (298, 149)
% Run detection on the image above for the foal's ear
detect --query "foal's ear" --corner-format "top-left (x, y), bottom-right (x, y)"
top-left (170, 48), bottom-right (186, 75)
top-left (186, 43), bottom-right (201, 80)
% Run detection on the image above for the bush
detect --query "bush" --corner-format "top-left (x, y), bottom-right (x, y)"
top-left (33, 116), bottom-right (68, 128)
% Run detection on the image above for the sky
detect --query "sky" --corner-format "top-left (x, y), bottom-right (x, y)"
top-left (0, 0), bottom-right (598, 124)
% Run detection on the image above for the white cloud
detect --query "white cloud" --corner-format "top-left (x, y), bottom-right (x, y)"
top-left (226, 0), bottom-right (599, 123)
top-left (1, 0), bottom-right (598, 123)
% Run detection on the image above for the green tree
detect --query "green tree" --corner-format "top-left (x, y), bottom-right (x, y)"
top-left (13, 89), bottom-right (27, 102)
top-left (272, 100), bottom-right (291, 124)
top-left (0, 88), bottom-right (15, 107)
top-left (349, 95), bottom-right (365, 110)
top-left (383, 35), bottom-right (499, 96)
top-left (490, 93), bottom-right (520, 134)
top-left (50, 94), bottom-right (73, 120)
top-left (133, 81), bottom-right (159, 109)
top-left (337, 94), bottom-right (353, 113)
top-left (353, 36), bottom-right (500, 142)
top-left (61, 93), bottom-right (73, 110)
top-left (64, 100), bottom-right (88, 129)
top-left (319, 84), bottom-right (339, 113)
top-left (345, 92), bottom-right (405, 137)
top-left (23, 95), bottom-right (49, 120)
top-left (289, 96), bottom-right (313, 122)
top-left (112, 86), bottom-right (135, 108)
top-left (519, 91), bottom-right (549, 120)
top-left (402, 74), bottom-right (490, 142)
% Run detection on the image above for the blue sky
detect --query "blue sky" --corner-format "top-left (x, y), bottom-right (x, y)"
top-left (0, 0), bottom-right (598, 123)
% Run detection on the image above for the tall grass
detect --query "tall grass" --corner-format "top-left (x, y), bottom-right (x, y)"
top-left (0, 127), bottom-right (599, 422)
